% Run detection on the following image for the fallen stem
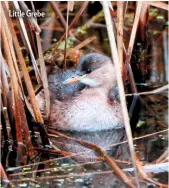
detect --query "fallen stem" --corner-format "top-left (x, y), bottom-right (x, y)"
top-left (126, 84), bottom-right (169, 96)
top-left (48, 129), bottom-right (135, 188)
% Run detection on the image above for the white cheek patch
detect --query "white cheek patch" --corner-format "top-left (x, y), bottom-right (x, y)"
top-left (80, 77), bottom-right (100, 87)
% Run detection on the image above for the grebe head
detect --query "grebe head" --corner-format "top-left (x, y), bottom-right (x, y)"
top-left (63, 53), bottom-right (117, 90)
top-left (76, 53), bottom-right (111, 74)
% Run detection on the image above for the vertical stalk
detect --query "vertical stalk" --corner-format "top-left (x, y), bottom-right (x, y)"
top-left (2, 2), bottom-right (44, 123)
top-left (51, 1), bottom-right (89, 53)
top-left (102, 2), bottom-right (140, 187)
top-left (13, 1), bottom-right (42, 85)
top-left (63, 1), bottom-right (70, 69)
top-left (123, 2), bottom-right (143, 82)
top-left (2, 23), bottom-right (34, 156)
top-left (117, 1), bottom-right (124, 71)
top-left (36, 33), bottom-right (51, 118)
top-left (2, 25), bottom-right (23, 143)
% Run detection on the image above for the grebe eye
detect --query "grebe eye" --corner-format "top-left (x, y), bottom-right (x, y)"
top-left (87, 69), bottom-right (91, 73)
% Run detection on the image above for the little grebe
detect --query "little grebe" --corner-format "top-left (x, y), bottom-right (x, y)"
top-left (37, 53), bottom-right (125, 157)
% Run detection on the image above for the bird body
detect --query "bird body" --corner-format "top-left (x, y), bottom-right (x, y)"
top-left (49, 88), bottom-right (123, 131)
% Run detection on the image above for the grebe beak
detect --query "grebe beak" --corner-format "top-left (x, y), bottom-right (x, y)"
top-left (63, 74), bottom-right (99, 87)
top-left (63, 74), bottom-right (87, 84)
